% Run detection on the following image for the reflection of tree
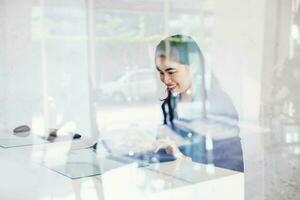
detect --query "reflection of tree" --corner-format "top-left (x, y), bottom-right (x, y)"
top-left (273, 55), bottom-right (300, 119)
top-left (272, 5), bottom-right (300, 120)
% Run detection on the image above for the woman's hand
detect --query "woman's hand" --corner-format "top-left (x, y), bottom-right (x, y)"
top-left (153, 139), bottom-right (191, 160)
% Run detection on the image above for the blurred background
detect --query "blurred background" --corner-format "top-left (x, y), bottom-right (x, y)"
top-left (1, 0), bottom-right (300, 199)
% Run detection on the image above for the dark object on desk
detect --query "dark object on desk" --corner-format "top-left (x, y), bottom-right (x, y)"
top-left (72, 133), bottom-right (81, 140)
top-left (13, 125), bottom-right (31, 137)
top-left (45, 130), bottom-right (82, 142)
top-left (91, 142), bottom-right (98, 150)
top-left (13, 125), bottom-right (30, 133)
top-left (47, 129), bottom-right (58, 142)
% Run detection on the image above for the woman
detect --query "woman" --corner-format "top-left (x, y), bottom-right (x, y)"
top-left (154, 34), bottom-right (204, 159)
top-left (153, 35), bottom-right (244, 172)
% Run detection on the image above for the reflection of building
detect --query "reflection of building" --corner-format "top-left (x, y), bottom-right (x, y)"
top-left (95, 0), bottom-right (207, 15)
top-left (262, 1), bottom-right (300, 199)
top-left (30, 0), bottom-right (214, 87)
top-left (90, 0), bottom-right (213, 84)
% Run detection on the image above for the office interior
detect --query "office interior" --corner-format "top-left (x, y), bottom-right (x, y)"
top-left (0, 0), bottom-right (299, 199)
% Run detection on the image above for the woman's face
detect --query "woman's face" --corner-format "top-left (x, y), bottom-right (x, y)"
top-left (156, 57), bottom-right (192, 94)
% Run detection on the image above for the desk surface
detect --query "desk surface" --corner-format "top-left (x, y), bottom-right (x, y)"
top-left (0, 141), bottom-right (244, 200)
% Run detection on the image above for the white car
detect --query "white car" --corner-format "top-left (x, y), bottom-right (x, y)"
top-left (96, 69), bottom-right (158, 103)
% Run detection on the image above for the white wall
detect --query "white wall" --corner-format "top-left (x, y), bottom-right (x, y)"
top-left (0, 0), bottom-right (91, 136)
top-left (211, 0), bottom-right (265, 123)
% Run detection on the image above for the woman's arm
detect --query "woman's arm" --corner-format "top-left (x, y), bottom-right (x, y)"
top-left (153, 139), bottom-right (191, 161)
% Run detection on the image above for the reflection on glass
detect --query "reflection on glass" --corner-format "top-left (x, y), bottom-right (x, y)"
top-left (263, 3), bottom-right (300, 199)
top-left (0, 0), bottom-right (247, 199)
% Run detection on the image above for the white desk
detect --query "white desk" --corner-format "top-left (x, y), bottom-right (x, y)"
top-left (0, 142), bottom-right (244, 200)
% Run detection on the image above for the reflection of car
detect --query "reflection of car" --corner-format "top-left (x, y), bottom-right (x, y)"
top-left (96, 69), bottom-right (157, 103)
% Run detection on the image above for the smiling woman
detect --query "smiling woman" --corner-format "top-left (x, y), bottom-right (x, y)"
top-left (155, 34), bottom-right (206, 124)
top-left (153, 34), bottom-right (244, 172)
top-left (156, 57), bottom-right (192, 95)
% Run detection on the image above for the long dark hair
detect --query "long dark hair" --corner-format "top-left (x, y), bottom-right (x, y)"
top-left (155, 34), bottom-right (206, 124)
